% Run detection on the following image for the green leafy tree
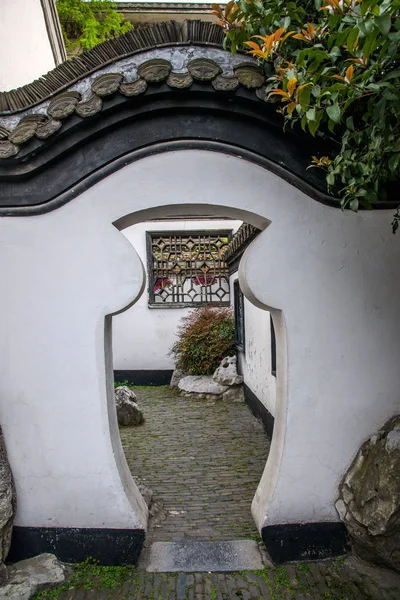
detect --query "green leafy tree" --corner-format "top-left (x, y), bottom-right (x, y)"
top-left (213, 0), bottom-right (400, 225)
top-left (56, 0), bottom-right (132, 55)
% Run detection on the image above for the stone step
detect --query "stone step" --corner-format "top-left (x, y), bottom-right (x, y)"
top-left (143, 540), bottom-right (265, 573)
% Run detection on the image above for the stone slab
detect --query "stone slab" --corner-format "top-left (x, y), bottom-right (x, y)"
top-left (178, 376), bottom-right (228, 396)
top-left (145, 540), bottom-right (264, 572)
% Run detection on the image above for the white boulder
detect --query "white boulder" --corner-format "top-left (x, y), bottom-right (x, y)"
top-left (178, 376), bottom-right (228, 399)
top-left (213, 356), bottom-right (243, 386)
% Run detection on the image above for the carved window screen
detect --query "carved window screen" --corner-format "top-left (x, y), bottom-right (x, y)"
top-left (147, 230), bottom-right (232, 307)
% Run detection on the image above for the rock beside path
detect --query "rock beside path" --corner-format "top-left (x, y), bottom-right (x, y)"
top-left (222, 386), bottom-right (245, 403)
top-left (0, 553), bottom-right (66, 599)
top-left (178, 376), bottom-right (228, 399)
top-left (213, 356), bottom-right (243, 386)
top-left (115, 386), bottom-right (144, 426)
top-left (170, 368), bottom-right (188, 389)
top-left (177, 357), bottom-right (245, 402)
top-left (0, 426), bottom-right (16, 564)
top-left (336, 415), bottom-right (400, 572)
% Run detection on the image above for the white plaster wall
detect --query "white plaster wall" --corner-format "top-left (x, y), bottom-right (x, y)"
top-left (113, 220), bottom-right (241, 371)
top-left (0, 150), bottom-right (399, 536)
top-left (0, 0), bottom-right (57, 91)
top-left (230, 274), bottom-right (276, 416)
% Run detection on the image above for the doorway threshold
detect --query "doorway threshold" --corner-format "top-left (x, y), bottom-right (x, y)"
top-left (142, 540), bottom-right (267, 573)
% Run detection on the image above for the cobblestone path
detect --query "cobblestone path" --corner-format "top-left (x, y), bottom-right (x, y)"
top-left (35, 387), bottom-right (400, 599)
top-left (120, 386), bottom-right (270, 542)
top-left (44, 556), bottom-right (400, 599)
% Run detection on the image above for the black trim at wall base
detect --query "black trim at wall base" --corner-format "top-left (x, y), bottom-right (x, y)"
top-left (243, 384), bottom-right (274, 438)
top-left (262, 522), bottom-right (350, 564)
top-left (8, 526), bottom-right (146, 566)
top-left (114, 370), bottom-right (173, 386)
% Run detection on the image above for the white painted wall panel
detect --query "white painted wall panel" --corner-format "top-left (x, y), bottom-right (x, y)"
top-left (231, 271), bottom-right (276, 416)
top-left (0, 150), bottom-right (399, 535)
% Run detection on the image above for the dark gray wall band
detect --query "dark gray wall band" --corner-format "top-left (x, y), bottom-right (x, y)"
top-left (243, 383), bottom-right (274, 438)
top-left (8, 526), bottom-right (146, 566)
top-left (114, 370), bottom-right (173, 386)
top-left (262, 522), bottom-right (350, 564)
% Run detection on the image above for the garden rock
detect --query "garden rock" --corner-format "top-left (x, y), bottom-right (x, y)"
top-left (213, 356), bottom-right (243, 386)
top-left (135, 480), bottom-right (162, 519)
top-left (0, 563), bottom-right (7, 585)
top-left (170, 368), bottom-right (188, 389)
top-left (178, 376), bottom-right (228, 399)
top-left (222, 385), bottom-right (245, 403)
top-left (136, 481), bottom-right (154, 509)
top-left (0, 553), bottom-right (66, 599)
top-left (0, 426), bottom-right (16, 563)
top-left (336, 415), bottom-right (400, 572)
top-left (115, 386), bottom-right (144, 426)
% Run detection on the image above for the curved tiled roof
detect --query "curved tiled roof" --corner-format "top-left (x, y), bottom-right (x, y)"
top-left (0, 20), bottom-right (224, 114)
top-left (223, 223), bottom-right (261, 264)
top-left (0, 47), bottom-right (267, 160)
top-left (0, 21), bottom-right (397, 214)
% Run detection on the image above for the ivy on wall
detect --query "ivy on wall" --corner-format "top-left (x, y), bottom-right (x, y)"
top-left (56, 0), bottom-right (132, 56)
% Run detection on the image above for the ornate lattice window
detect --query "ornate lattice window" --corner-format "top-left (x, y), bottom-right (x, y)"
top-left (147, 230), bottom-right (232, 307)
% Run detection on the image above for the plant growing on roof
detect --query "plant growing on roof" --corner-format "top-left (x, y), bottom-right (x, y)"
top-left (56, 0), bottom-right (132, 56)
top-left (171, 307), bottom-right (236, 375)
top-left (212, 0), bottom-right (400, 228)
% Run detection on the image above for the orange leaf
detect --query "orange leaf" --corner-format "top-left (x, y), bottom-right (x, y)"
top-left (345, 65), bottom-right (354, 83)
top-left (254, 34), bottom-right (275, 55)
top-left (245, 41), bottom-right (261, 50)
top-left (333, 74), bottom-right (344, 80)
top-left (225, 0), bottom-right (236, 14)
top-left (264, 36), bottom-right (275, 55)
top-left (247, 48), bottom-right (268, 59)
top-left (282, 31), bottom-right (295, 42)
top-left (269, 88), bottom-right (289, 99)
top-left (293, 33), bottom-right (309, 42)
top-left (211, 4), bottom-right (222, 17)
top-left (273, 28), bottom-right (286, 41)
top-left (287, 102), bottom-right (297, 116)
top-left (320, 0), bottom-right (340, 8)
top-left (287, 77), bottom-right (297, 97)
top-left (254, 35), bottom-right (270, 43)
top-left (352, 54), bottom-right (367, 66)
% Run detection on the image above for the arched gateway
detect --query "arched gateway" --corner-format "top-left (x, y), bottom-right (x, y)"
top-left (0, 21), bottom-right (399, 566)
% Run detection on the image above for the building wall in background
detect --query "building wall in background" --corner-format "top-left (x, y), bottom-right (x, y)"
top-left (0, 0), bottom-right (65, 91)
top-left (113, 219), bottom-right (242, 372)
top-left (230, 274), bottom-right (276, 417)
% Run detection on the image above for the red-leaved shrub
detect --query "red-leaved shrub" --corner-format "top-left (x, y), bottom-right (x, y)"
top-left (171, 307), bottom-right (235, 375)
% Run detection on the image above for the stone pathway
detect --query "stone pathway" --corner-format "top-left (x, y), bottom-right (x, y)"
top-left (33, 387), bottom-right (400, 599)
top-left (41, 556), bottom-right (400, 599)
top-left (120, 386), bottom-right (270, 542)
